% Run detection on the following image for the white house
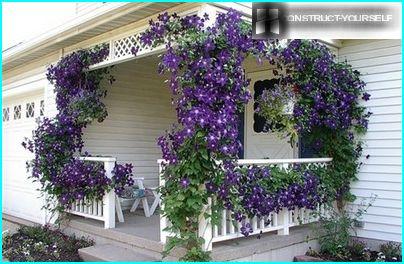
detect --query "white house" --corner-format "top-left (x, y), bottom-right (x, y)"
top-left (2, 2), bottom-right (402, 261)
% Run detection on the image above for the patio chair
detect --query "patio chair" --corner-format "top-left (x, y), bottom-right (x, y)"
top-left (117, 177), bottom-right (150, 222)
top-left (146, 186), bottom-right (161, 215)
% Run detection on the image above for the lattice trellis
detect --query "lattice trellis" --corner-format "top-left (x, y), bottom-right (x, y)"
top-left (89, 30), bottom-right (156, 68)
top-left (112, 32), bottom-right (149, 60)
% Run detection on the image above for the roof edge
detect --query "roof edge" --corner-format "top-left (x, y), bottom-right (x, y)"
top-left (2, 3), bottom-right (152, 67)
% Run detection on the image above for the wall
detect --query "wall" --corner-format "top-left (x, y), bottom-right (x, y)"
top-left (82, 58), bottom-right (176, 187)
top-left (339, 39), bottom-right (402, 242)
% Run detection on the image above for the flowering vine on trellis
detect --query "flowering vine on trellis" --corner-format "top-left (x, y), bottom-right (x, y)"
top-left (136, 9), bottom-right (370, 260)
top-left (23, 45), bottom-right (134, 215)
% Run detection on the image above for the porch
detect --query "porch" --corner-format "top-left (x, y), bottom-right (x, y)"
top-left (64, 156), bottom-right (330, 260)
top-left (63, 200), bottom-right (320, 261)
top-left (64, 52), bottom-right (331, 258)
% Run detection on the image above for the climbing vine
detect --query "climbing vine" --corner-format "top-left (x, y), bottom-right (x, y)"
top-left (23, 8), bottom-right (370, 262)
top-left (23, 45), bottom-right (134, 216)
top-left (255, 39), bottom-right (371, 205)
top-left (137, 10), bottom-right (370, 261)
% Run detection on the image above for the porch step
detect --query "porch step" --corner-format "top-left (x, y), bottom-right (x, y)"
top-left (79, 244), bottom-right (159, 262)
top-left (65, 215), bottom-right (164, 254)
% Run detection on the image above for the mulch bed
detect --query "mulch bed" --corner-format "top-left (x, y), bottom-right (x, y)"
top-left (2, 225), bottom-right (93, 262)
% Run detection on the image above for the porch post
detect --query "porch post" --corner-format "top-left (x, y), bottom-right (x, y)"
top-left (103, 159), bottom-right (116, 229)
top-left (158, 160), bottom-right (169, 244)
top-left (198, 197), bottom-right (213, 251)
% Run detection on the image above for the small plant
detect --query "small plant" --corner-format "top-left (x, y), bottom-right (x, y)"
top-left (379, 242), bottom-right (402, 262)
top-left (312, 195), bottom-right (376, 260)
top-left (2, 225), bottom-right (93, 261)
top-left (348, 239), bottom-right (372, 261)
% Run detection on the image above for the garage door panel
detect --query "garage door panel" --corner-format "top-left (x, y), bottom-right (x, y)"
top-left (2, 93), bottom-right (45, 224)
top-left (3, 187), bottom-right (44, 223)
top-left (3, 159), bottom-right (33, 184)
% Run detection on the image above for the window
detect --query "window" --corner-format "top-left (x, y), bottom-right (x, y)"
top-left (26, 102), bottom-right (35, 118)
top-left (253, 79), bottom-right (282, 133)
top-left (2, 107), bottom-right (9, 122)
top-left (298, 135), bottom-right (319, 158)
top-left (40, 100), bottom-right (45, 116)
top-left (13, 105), bottom-right (21, 120)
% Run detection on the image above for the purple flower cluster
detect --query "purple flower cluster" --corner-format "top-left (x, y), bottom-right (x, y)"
top-left (140, 10), bottom-right (265, 165)
top-left (23, 115), bottom-right (83, 183)
top-left (58, 160), bottom-right (110, 207)
top-left (276, 40), bottom-right (370, 133)
top-left (47, 45), bottom-right (109, 118)
top-left (24, 45), bottom-right (134, 212)
top-left (112, 163), bottom-right (135, 196)
top-left (206, 165), bottom-right (323, 236)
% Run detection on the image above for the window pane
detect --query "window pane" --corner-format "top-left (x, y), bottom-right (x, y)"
top-left (26, 102), bottom-right (35, 118)
top-left (40, 100), bottom-right (45, 116)
top-left (2, 107), bottom-right (9, 122)
top-left (14, 105), bottom-right (21, 120)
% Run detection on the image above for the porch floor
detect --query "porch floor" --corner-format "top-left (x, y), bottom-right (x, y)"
top-left (68, 210), bottom-right (160, 242)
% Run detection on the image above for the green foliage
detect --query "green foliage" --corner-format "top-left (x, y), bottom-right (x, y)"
top-left (160, 136), bottom-right (218, 261)
top-left (312, 195), bottom-right (376, 260)
top-left (379, 242), bottom-right (402, 262)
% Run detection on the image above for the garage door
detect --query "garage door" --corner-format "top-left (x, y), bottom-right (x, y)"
top-left (2, 92), bottom-right (46, 224)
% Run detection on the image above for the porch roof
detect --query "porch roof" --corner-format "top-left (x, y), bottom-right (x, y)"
top-left (2, 2), bottom-right (182, 72)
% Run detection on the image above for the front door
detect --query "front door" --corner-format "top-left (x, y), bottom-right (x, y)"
top-left (244, 70), bottom-right (296, 159)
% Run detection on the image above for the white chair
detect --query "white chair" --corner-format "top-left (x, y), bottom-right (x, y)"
top-left (147, 186), bottom-right (161, 215)
top-left (129, 177), bottom-right (150, 217)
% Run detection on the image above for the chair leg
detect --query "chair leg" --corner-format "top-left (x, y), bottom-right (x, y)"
top-left (142, 197), bottom-right (150, 217)
top-left (130, 198), bottom-right (141, 213)
top-left (149, 192), bottom-right (161, 215)
top-left (115, 196), bottom-right (124, 223)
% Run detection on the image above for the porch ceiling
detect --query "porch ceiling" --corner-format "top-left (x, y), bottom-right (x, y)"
top-left (2, 2), bottom-right (181, 72)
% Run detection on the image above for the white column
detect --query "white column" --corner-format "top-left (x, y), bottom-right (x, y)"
top-left (103, 158), bottom-right (116, 229)
top-left (158, 160), bottom-right (169, 244)
top-left (198, 197), bottom-right (213, 251)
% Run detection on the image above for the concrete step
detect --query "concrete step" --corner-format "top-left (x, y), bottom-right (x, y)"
top-left (79, 243), bottom-right (159, 262)
top-left (64, 216), bottom-right (164, 254)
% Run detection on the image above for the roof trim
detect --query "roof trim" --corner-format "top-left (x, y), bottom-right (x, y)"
top-left (2, 3), bottom-right (155, 68)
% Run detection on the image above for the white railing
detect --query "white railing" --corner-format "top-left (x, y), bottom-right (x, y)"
top-left (157, 157), bottom-right (332, 251)
top-left (67, 157), bottom-right (117, 229)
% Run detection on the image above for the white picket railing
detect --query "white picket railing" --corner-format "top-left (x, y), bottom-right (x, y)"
top-left (158, 157), bottom-right (332, 250)
top-left (67, 157), bottom-right (117, 229)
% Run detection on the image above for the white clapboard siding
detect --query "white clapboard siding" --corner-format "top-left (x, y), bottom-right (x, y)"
top-left (82, 60), bottom-right (176, 187)
top-left (339, 39), bottom-right (402, 242)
